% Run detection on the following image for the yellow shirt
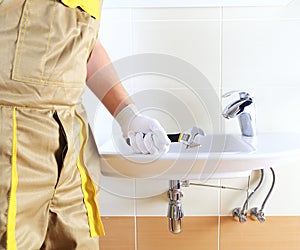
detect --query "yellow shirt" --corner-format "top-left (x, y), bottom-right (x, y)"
top-left (61, 0), bottom-right (101, 19)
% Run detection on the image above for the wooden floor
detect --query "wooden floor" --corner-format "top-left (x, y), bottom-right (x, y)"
top-left (99, 216), bottom-right (300, 250)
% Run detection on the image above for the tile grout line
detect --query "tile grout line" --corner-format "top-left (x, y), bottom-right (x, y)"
top-left (130, 9), bottom-right (139, 250)
top-left (130, 8), bottom-right (135, 95)
top-left (130, 17), bottom-right (300, 22)
top-left (218, 6), bottom-right (224, 250)
top-left (134, 186), bottom-right (138, 250)
top-left (219, 7), bottom-right (224, 106)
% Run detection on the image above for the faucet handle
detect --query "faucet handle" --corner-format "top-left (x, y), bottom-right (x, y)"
top-left (222, 90), bottom-right (252, 99)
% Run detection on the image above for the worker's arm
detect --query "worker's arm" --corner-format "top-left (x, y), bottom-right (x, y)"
top-left (86, 40), bottom-right (170, 154)
top-left (86, 40), bottom-right (131, 116)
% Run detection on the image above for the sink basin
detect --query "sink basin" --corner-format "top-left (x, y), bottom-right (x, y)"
top-left (99, 133), bottom-right (300, 180)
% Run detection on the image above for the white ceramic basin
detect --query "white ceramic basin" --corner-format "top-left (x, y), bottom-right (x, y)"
top-left (99, 133), bottom-right (300, 180)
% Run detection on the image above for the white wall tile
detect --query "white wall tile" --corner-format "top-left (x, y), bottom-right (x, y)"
top-left (133, 8), bottom-right (220, 21)
top-left (99, 9), bottom-right (133, 60)
top-left (262, 160), bottom-right (300, 215)
top-left (135, 194), bottom-right (169, 216)
top-left (100, 192), bottom-right (135, 216)
top-left (222, 19), bottom-right (300, 88)
top-left (132, 19), bottom-right (221, 90)
top-left (183, 180), bottom-right (220, 215)
top-left (135, 179), bottom-right (169, 216)
top-left (129, 87), bottom-right (221, 134)
top-left (223, 0), bottom-right (300, 20)
top-left (136, 179), bottom-right (220, 216)
top-left (130, 74), bottom-right (193, 90)
top-left (100, 177), bottom-right (136, 216)
top-left (220, 176), bottom-right (250, 215)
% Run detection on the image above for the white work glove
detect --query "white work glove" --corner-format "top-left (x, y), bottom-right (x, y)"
top-left (115, 104), bottom-right (171, 154)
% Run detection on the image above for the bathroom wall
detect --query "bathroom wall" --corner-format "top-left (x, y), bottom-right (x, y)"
top-left (83, 0), bottom-right (300, 249)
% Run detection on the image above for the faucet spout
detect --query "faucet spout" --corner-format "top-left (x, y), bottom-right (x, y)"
top-left (222, 91), bottom-right (256, 137)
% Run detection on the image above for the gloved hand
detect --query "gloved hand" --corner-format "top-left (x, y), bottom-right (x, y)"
top-left (115, 104), bottom-right (171, 154)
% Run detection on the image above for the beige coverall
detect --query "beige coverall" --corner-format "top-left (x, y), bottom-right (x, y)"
top-left (0, 0), bottom-right (105, 249)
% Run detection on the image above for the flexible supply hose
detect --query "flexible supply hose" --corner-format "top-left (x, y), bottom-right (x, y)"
top-left (241, 169), bottom-right (265, 215)
top-left (260, 167), bottom-right (275, 211)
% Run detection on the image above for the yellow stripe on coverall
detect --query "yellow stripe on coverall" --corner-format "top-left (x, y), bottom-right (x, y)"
top-left (75, 109), bottom-right (105, 237)
top-left (7, 107), bottom-right (18, 250)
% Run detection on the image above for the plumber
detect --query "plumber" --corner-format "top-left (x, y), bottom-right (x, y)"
top-left (0, 1), bottom-right (170, 249)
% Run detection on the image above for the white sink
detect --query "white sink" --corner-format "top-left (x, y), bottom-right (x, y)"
top-left (99, 132), bottom-right (300, 180)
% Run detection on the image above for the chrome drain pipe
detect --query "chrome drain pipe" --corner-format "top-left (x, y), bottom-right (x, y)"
top-left (167, 180), bottom-right (184, 234)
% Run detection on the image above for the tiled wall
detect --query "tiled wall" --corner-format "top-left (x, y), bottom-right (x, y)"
top-left (82, 0), bottom-right (300, 248)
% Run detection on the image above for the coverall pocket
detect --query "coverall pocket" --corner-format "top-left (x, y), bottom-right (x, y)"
top-left (12, 0), bottom-right (99, 87)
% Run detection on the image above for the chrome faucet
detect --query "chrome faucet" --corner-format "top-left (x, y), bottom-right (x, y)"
top-left (222, 91), bottom-right (256, 137)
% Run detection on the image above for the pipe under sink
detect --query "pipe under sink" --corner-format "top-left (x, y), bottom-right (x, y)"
top-left (167, 180), bottom-right (184, 234)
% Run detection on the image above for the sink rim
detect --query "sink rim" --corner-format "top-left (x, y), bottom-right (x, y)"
top-left (99, 132), bottom-right (300, 180)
